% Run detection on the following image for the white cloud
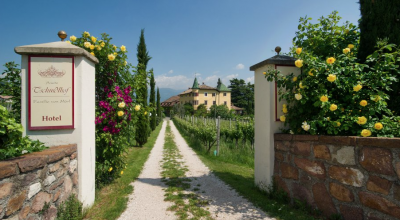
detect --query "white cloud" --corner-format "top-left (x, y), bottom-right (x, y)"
top-left (235, 63), bottom-right (244, 70)
top-left (168, 70), bottom-right (173, 74)
top-left (213, 70), bottom-right (220, 74)
top-left (203, 75), bottom-right (219, 86)
top-left (246, 76), bottom-right (254, 84)
top-left (155, 74), bottom-right (192, 90)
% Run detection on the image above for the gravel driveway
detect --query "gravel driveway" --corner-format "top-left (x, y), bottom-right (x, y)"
top-left (119, 119), bottom-right (274, 220)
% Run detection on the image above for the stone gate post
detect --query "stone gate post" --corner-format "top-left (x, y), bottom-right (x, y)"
top-left (15, 37), bottom-right (98, 207)
top-left (250, 49), bottom-right (299, 189)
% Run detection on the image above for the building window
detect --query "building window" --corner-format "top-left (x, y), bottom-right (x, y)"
top-left (194, 100), bottom-right (198, 105)
top-left (212, 93), bottom-right (216, 97)
top-left (205, 100), bottom-right (208, 105)
top-left (196, 93), bottom-right (199, 96)
top-left (223, 92), bottom-right (227, 96)
top-left (213, 101), bottom-right (216, 105)
top-left (204, 92), bottom-right (208, 97)
top-left (224, 101), bottom-right (227, 105)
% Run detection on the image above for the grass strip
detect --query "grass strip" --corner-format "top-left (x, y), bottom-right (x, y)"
top-left (84, 122), bottom-right (164, 220)
top-left (173, 119), bottom-right (324, 220)
top-left (161, 121), bottom-right (213, 220)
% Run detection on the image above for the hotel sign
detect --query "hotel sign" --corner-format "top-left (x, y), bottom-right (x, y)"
top-left (28, 56), bottom-right (74, 130)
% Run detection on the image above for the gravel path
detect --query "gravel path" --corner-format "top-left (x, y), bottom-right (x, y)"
top-left (119, 119), bottom-right (274, 219)
top-left (118, 120), bottom-right (175, 220)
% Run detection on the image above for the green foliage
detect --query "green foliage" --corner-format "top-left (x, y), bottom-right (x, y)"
top-left (56, 194), bottom-right (83, 220)
top-left (0, 62), bottom-right (21, 122)
top-left (291, 11), bottom-right (359, 58)
top-left (265, 11), bottom-right (400, 137)
top-left (150, 72), bottom-right (156, 130)
top-left (183, 103), bottom-right (194, 115)
top-left (156, 87), bottom-right (162, 124)
top-left (0, 105), bottom-right (46, 160)
top-left (135, 29), bottom-right (151, 146)
top-left (228, 78), bottom-right (254, 115)
top-left (358, 0), bottom-right (400, 62)
top-left (194, 104), bottom-right (207, 117)
top-left (208, 104), bottom-right (231, 118)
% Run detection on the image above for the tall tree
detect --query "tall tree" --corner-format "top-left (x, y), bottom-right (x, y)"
top-left (135, 29), bottom-right (152, 146)
top-left (150, 72), bottom-right (156, 130)
top-left (358, 0), bottom-right (400, 62)
top-left (228, 78), bottom-right (254, 114)
top-left (156, 87), bottom-right (161, 122)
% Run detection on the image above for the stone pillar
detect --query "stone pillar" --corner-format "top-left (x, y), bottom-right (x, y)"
top-left (249, 53), bottom-right (300, 189)
top-left (15, 41), bottom-right (98, 207)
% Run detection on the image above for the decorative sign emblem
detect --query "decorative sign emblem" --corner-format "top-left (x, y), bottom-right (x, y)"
top-left (28, 56), bottom-right (74, 130)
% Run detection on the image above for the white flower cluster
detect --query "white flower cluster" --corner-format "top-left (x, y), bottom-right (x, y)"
top-left (301, 121), bottom-right (310, 131)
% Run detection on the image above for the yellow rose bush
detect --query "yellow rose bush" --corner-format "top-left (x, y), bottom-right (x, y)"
top-left (70, 32), bottom-right (150, 184)
top-left (263, 11), bottom-right (400, 137)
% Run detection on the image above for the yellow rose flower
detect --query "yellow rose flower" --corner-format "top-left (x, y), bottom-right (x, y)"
top-left (124, 61), bottom-right (128, 66)
top-left (295, 93), bottom-right (302, 100)
top-left (327, 74), bottom-right (337, 82)
top-left (118, 111), bottom-right (124, 117)
top-left (70, 35), bottom-right (77, 42)
top-left (113, 45), bottom-right (117, 49)
top-left (144, 111), bottom-right (147, 115)
top-left (293, 76), bottom-right (297, 82)
top-left (320, 95), bottom-right (328, 102)
top-left (108, 167), bottom-right (113, 172)
top-left (83, 31), bottom-right (90, 38)
top-left (84, 42), bottom-right (91, 48)
top-left (66, 41), bottom-right (71, 44)
top-left (299, 82), bottom-right (305, 89)
top-left (108, 54), bottom-right (116, 61)
top-left (101, 42), bottom-right (105, 47)
top-left (295, 59), bottom-right (303, 68)
top-left (353, 84), bottom-right (362, 92)
top-left (373, 95), bottom-right (381, 102)
top-left (335, 121), bottom-right (341, 127)
top-left (90, 45), bottom-right (95, 50)
top-left (326, 57), bottom-right (336, 64)
top-left (135, 105), bottom-right (140, 111)
top-left (282, 107), bottom-right (288, 114)
top-left (360, 100), bottom-right (368, 107)
top-left (280, 115), bottom-right (286, 122)
top-left (296, 48), bottom-right (302, 55)
top-left (343, 48), bottom-right (351, 54)
top-left (357, 116), bottom-right (367, 125)
top-left (283, 104), bottom-right (287, 108)
top-left (374, 122), bottom-right (383, 130)
top-left (263, 72), bottom-right (266, 75)
top-left (121, 45), bottom-right (126, 52)
top-left (96, 45), bottom-right (102, 51)
top-left (90, 52), bottom-right (95, 56)
top-left (348, 44), bottom-right (354, 49)
top-left (308, 69), bottom-right (315, 76)
top-left (114, 52), bottom-right (118, 56)
top-left (91, 36), bottom-right (97, 43)
top-left (361, 129), bottom-right (372, 137)
top-left (118, 102), bottom-right (126, 108)
top-left (330, 104), bottom-right (338, 111)
top-left (121, 171), bottom-right (124, 175)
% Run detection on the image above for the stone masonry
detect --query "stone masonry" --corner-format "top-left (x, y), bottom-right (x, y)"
top-left (0, 144), bottom-right (78, 220)
top-left (274, 134), bottom-right (400, 220)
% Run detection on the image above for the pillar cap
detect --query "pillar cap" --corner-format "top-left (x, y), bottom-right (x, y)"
top-left (15, 41), bottom-right (99, 64)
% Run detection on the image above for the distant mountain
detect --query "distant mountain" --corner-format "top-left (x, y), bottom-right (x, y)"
top-left (147, 88), bottom-right (181, 102)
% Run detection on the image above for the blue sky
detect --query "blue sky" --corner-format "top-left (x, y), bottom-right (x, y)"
top-left (0, 0), bottom-right (360, 90)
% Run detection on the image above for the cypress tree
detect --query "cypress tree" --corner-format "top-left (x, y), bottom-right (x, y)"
top-left (358, 0), bottom-right (400, 62)
top-left (157, 87), bottom-right (161, 122)
top-left (150, 71), bottom-right (156, 130)
top-left (135, 29), bottom-right (152, 146)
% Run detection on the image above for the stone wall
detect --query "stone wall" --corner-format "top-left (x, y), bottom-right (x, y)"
top-left (274, 134), bottom-right (400, 220)
top-left (0, 144), bottom-right (78, 220)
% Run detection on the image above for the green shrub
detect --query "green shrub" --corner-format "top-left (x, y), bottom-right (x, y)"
top-left (0, 105), bottom-right (46, 160)
top-left (56, 194), bottom-right (83, 220)
top-left (265, 11), bottom-right (400, 137)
